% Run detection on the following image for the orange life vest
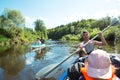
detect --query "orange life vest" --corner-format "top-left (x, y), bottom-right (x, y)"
top-left (80, 68), bottom-right (115, 80)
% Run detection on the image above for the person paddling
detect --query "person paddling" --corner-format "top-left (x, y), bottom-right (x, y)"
top-left (78, 30), bottom-right (107, 57)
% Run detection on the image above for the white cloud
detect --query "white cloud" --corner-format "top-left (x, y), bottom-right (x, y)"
top-left (24, 16), bottom-right (35, 29)
top-left (93, 9), bottom-right (120, 19)
top-left (104, 0), bottom-right (112, 2)
top-left (104, 0), bottom-right (120, 5)
top-left (25, 9), bottom-right (120, 29)
top-left (37, 16), bottom-right (48, 21)
top-left (104, 0), bottom-right (120, 2)
top-left (63, 13), bottom-right (89, 23)
top-left (116, 0), bottom-right (120, 2)
top-left (63, 9), bottom-right (120, 24)
top-left (25, 16), bottom-right (35, 23)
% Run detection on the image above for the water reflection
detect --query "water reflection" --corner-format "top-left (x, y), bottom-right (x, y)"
top-left (25, 48), bottom-right (47, 65)
top-left (0, 41), bottom-right (119, 80)
top-left (35, 48), bottom-right (47, 61)
top-left (0, 45), bottom-right (26, 76)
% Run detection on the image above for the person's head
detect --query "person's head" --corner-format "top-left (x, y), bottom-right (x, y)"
top-left (37, 38), bottom-right (40, 41)
top-left (82, 30), bottom-right (90, 41)
top-left (87, 49), bottom-right (112, 80)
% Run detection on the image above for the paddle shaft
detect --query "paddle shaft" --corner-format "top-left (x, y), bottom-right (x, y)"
top-left (43, 19), bottom-right (119, 78)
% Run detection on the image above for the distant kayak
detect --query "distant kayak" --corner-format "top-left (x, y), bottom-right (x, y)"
top-left (31, 44), bottom-right (46, 51)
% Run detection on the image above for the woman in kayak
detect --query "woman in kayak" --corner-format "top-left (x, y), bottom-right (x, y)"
top-left (78, 30), bottom-right (107, 57)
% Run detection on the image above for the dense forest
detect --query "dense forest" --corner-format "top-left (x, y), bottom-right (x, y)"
top-left (0, 9), bottom-right (120, 46)
top-left (47, 17), bottom-right (120, 41)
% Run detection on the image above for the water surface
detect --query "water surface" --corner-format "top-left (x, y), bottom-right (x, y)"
top-left (0, 41), bottom-right (119, 80)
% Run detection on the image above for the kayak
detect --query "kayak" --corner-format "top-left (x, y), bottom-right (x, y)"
top-left (31, 44), bottom-right (46, 52)
top-left (59, 54), bottom-right (120, 80)
top-left (35, 54), bottom-right (120, 80)
top-left (31, 44), bottom-right (46, 49)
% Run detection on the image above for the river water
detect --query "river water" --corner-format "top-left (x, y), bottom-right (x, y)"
top-left (0, 40), bottom-right (120, 80)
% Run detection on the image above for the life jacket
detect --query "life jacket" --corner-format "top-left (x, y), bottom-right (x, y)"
top-left (80, 68), bottom-right (115, 80)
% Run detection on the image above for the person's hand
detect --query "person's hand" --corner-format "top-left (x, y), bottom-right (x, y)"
top-left (98, 32), bottom-right (103, 37)
top-left (79, 43), bottom-right (84, 49)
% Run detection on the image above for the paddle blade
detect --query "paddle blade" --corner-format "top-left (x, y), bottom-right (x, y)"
top-left (35, 63), bottom-right (59, 79)
top-left (111, 18), bottom-right (120, 26)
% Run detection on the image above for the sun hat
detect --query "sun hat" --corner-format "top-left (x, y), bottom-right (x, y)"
top-left (87, 49), bottom-right (112, 79)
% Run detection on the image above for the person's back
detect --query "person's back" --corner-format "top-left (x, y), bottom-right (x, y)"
top-left (80, 49), bottom-right (119, 80)
top-left (40, 38), bottom-right (45, 43)
top-left (35, 38), bottom-right (41, 45)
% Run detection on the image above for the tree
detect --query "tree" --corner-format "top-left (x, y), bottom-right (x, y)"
top-left (35, 19), bottom-right (45, 31)
top-left (1, 9), bottom-right (25, 28)
top-left (34, 19), bottom-right (47, 39)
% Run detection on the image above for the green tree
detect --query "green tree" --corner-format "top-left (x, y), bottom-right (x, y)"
top-left (34, 19), bottom-right (47, 39)
top-left (1, 9), bottom-right (25, 28)
top-left (35, 19), bottom-right (45, 32)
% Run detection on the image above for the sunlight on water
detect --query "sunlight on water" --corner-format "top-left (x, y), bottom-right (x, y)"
top-left (25, 52), bottom-right (36, 65)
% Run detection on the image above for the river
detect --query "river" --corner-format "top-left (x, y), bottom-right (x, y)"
top-left (0, 40), bottom-right (120, 80)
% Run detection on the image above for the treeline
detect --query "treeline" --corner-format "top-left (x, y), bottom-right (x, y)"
top-left (0, 9), bottom-right (47, 46)
top-left (47, 17), bottom-right (120, 41)
top-left (0, 8), bottom-right (120, 46)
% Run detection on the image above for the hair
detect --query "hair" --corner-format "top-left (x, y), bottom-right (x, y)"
top-left (82, 30), bottom-right (89, 34)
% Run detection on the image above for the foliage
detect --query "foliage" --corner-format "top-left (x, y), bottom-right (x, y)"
top-left (0, 35), bottom-right (8, 42)
top-left (0, 9), bottom-right (48, 45)
top-left (48, 16), bottom-right (120, 41)
top-left (34, 19), bottom-right (48, 39)
top-left (61, 34), bottom-right (80, 41)
top-left (105, 27), bottom-right (116, 41)
top-left (89, 28), bottom-right (100, 40)
top-left (0, 28), bottom-right (11, 38)
top-left (48, 19), bottom-right (97, 40)
top-left (90, 16), bottom-right (111, 30)
top-left (1, 9), bottom-right (25, 28)
top-left (0, 8), bottom-right (120, 45)
top-left (7, 26), bottom-right (22, 38)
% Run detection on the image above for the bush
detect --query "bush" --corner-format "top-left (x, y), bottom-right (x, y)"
top-left (61, 34), bottom-right (81, 41)
top-left (104, 27), bottom-right (116, 41)
top-left (0, 35), bottom-right (8, 42)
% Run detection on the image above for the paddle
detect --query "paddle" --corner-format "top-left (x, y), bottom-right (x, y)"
top-left (35, 18), bottom-right (119, 79)
top-left (31, 47), bottom-right (41, 52)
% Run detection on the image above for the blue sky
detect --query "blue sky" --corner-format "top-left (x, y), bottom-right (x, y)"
top-left (0, 0), bottom-right (120, 29)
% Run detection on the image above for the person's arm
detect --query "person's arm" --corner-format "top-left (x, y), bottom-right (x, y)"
top-left (94, 32), bottom-right (107, 46)
top-left (76, 43), bottom-right (83, 54)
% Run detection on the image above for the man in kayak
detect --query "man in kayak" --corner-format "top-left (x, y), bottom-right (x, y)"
top-left (78, 30), bottom-right (107, 57)
top-left (79, 49), bottom-right (120, 80)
